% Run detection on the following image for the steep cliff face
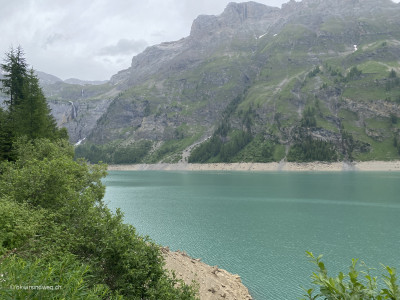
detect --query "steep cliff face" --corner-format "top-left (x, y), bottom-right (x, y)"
top-left (45, 0), bottom-right (400, 163)
top-left (110, 2), bottom-right (280, 87)
top-left (48, 98), bottom-right (113, 143)
top-left (89, 2), bottom-right (283, 147)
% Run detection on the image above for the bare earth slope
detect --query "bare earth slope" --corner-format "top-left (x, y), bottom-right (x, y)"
top-left (162, 248), bottom-right (252, 300)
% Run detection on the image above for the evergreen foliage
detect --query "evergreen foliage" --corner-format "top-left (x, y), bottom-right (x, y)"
top-left (0, 47), bottom-right (65, 161)
top-left (385, 69), bottom-right (400, 91)
top-left (219, 130), bottom-right (253, 162)
top-left (345, 66), bottom-right (362, 81)
top-left (0, 46), bottom-right (27, 109)
top-left (287, 135), bottom-right (337, 162)
top-left (189, 93), bottom-right (254, 163)
top-left (389, 69), bottom-right (397, 79)
top-left (288, 104), bottom-right (338, 162)
top-left (231, 135), bottom-right (277, 163)
top-left (301, 107), bottom-right (317, 128)
top-left (0, 108), bottom-right (14, 161)
top-left (75, 140), bottom-right (152, 164)
top-left (188, 129), bottom-right (253, 163)
top-left (390, 114), bottom-right (398, 125)
top-left (394, 136), bottom-right (400, 155)
top-left (308, 66), bottom-right (321, 78)
top-left (188, 136), bottom-right (222, 163)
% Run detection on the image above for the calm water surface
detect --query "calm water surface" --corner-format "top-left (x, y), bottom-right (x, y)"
top-left (103, 171), bottom-right (400, 299)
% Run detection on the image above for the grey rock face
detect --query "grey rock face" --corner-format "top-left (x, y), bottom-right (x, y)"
top-left (110, 2), bottom-right (280, 88)
top-left (49, 98), bottom-right (113, 143)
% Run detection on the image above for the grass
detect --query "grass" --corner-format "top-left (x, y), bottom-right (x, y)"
top-left (364, 117), bottom-right (392, 130)
top-left (358, 61), bottom-right (391, 76)
top-left (342, 84), bottom-right (387, 101)
top-left (320, 17), bottom-right (349, 34)
top-left (273, 144), bottom-right (286, 161)
top-left (355, 137), bottom-right (400, 161)
top-left (316, 115), bottom-right (340, 133)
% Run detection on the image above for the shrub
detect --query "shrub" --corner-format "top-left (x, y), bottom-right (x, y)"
top-left (302, 251), bottom-right (400, 300)
top-left (0, 255), bottom-right (112, 299)
top-left (0, 138), bottom-right (198, 299)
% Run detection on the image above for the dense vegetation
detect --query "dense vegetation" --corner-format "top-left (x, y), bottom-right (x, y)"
top-left (287, 135), bottom-right (338, 162)
top-left (287, 105), bottom-right (338, 162)
top-left (75, 140), bottom-right (152, 164)
top-left (0, 48), bottom-right (198, 299)
top-left (188, 94), bottom-right (256, 163)
top-left (302, 252), bottom-right (400, 300)
top-left (0, 47), bottom-right (67, 161)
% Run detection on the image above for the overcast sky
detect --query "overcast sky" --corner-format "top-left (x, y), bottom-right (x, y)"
top-left (1, 0), bottom-right (399, 81)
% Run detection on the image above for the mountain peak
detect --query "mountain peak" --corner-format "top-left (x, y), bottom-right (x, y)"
top-left (190, 1), bottom-right (279, 38)
top-left (222, 1), bottom-right (278, 19)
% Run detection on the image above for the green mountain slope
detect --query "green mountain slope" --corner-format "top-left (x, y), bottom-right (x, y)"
top-left (48, 0), bottom-right (400, 163)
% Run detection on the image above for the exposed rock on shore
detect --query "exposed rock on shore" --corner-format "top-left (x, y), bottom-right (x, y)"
top-left (162, 247), bottom-right (252, 300)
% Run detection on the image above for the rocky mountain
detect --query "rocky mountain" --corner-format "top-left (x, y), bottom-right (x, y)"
top-left (44, 0), bottom-right (400, 163)
top-left (35, 71), bottom-right (63, 85)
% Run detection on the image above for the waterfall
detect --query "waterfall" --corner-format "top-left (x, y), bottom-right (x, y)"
top-left (74, 137), bottom-right (86, 146)
top-left (68, 101), bottom-right (77, 119)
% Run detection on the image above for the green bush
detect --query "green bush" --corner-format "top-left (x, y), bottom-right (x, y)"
top-left (302, 252), bottom-right (400, 300)
top-left (0, 197), bottom-right (43, 255)
top-left (0, 139), bottom-right (106, 211)
top-left (0, 255), bottom-right (112, 299)
top-left (0, 138), bottom-right (198, 299)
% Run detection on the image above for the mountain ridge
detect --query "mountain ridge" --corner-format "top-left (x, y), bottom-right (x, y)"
top-left (39, 0), bottom-right (400, 163)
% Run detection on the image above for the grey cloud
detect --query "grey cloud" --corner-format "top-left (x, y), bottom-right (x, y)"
top-left (0, 0), bottom-right (28, 19)
top-left (98, 39), bottom-right (148, 56)
top-left (151, 30), bottom-right (167, 38)
top-left (43, 33), bottom-right (67, 49)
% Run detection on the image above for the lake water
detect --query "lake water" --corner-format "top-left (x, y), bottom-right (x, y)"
top-left (103, 171), bottom-right (400, 299)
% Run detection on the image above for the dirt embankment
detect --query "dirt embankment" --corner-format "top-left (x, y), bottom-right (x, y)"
top-left (162, 247), bottom-right (252, 300)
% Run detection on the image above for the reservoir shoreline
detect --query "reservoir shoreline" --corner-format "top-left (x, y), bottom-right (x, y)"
top-left (162, 248), bottom-right (253, 300)
top-left (107, 161), bottom-right (400, 172)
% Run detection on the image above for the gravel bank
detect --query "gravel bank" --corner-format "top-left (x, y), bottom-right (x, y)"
top-left (162, 248), bottom-right (252, 300)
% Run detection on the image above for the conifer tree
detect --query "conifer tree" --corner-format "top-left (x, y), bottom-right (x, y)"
top-left (0, 46), bottom-right (67, 160)
top-left (0, 108), bottom-right (14, 160)
top-left (16, 69), bottom-right (58, 139)
top-left (0, 46), bottom-right (28, 110)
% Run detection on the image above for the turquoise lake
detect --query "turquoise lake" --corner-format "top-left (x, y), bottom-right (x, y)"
top-left (103, 171), bottom-right (400, 299)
